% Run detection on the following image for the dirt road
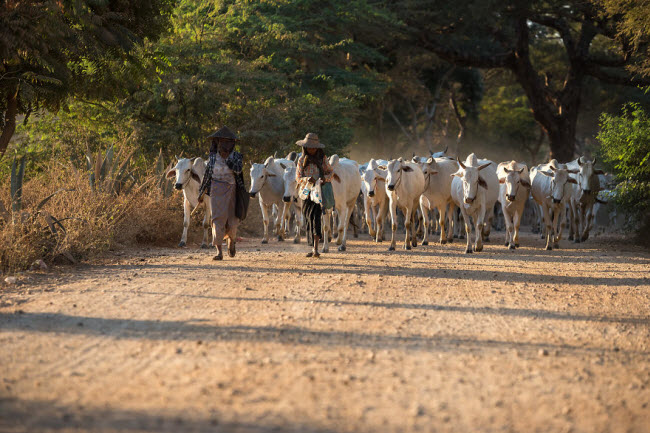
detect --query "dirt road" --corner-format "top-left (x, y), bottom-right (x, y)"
top-left (1, 232), bottom-right (649, 433)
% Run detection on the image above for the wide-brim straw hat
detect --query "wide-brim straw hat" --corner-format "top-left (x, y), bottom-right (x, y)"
top-left (208, 126), bottom-right (239, 141)
top-left (296, 132), bottom-right (325, 149)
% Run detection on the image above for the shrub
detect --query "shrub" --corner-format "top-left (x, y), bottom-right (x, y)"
top-left (0, 162), bottom-right (182, 274)
top-left (597, 102), bottom-right (650, 243)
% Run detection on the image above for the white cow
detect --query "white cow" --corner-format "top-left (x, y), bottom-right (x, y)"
top-left (360, 159), bottom-right (389, 242)
top-left (497, 160), bottom-right (531, 249)
top-left (450, 154), bottom-right (498, 253)
top-left (530, 160), bottom-right (578, 250)
top-left (280, 163), bottom-right (303, 243)
top-left (416, 157), bottom-right (458, 245)
top-left (166, 157), bottom-right (212, 248)
top-left (566, 156), bottom-right (605, 243)
top-left (322, 155), bottom-right (362, 252)
top-left (385, 158), bottom-right (426, 251)
top-left (249, 156), bottom-right (294, 244)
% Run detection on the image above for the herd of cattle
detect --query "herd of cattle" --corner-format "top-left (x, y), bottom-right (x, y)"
top-left (167, 149), bottom-right (608, 253)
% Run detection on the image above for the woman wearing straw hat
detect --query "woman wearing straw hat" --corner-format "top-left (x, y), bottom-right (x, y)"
top-left (197, 126), bottom-right (245, 260)
top-left (295, 133), bottom-right (334, 258)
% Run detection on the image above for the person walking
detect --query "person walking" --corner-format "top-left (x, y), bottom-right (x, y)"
top-left (295, 133), bottom-right (334, 258)
top-left (198, 126), bottom-right (246, 260)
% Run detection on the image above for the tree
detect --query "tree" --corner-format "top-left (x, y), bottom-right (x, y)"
top-left (0, 0), bottom-right (174, 158)
top-left (402, 0), bottom-right (650, 162)
top-left (597, 103), bottom-right (650, 241)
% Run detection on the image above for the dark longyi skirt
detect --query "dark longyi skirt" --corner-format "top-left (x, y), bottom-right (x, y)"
top-left (302, 197), bottom-right (322, 245)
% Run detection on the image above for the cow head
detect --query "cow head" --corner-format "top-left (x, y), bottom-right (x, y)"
top-left (248, 157), bottom-right (278, 198)
top-left (499, 166), bottom-right (529, 202)
top-left (362, 159), bottom-right (387, 198)
top-left (429, 145), bottom-right (448, 159)
top-left (576, 156), bottom-right (605, 196)
top-left (452, 158), bottom-right (491, 206)
top-left (282, 165), bottom-right (297, 202)
top-left (421, 157), bottom-right (439, 178)
top-left (385, 159), bottom-right (413, 192)
top-left (167, 158), bottom-right (202, 191)
top-left (541, 166), bottom-right (577, 203)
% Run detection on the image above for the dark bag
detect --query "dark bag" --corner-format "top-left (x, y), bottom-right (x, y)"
top-left (321, 181), bottom-right (335, 210)
top-left (235, 173), bottom-right (250, 220)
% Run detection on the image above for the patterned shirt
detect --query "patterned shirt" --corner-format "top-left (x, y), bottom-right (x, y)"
top-left (296, 154), bottom-right (333, 183)
top-left (198, 150), bottom-right (244, 197)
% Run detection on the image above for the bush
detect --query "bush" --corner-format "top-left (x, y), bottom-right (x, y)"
top-left (0, 162), bottom-right (182, 274)
top-left (597, 103), bottom-right (650, 243)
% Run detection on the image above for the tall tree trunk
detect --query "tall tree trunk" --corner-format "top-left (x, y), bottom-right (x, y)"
top-left (0, 89), bottom-right (18, 160)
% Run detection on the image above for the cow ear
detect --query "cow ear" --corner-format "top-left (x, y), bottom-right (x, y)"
top-left (426, 157), bottom-right (434, 164)
top-left (375, 175), bottom-right (386, 182)
top-left (478, 176), bottom-right (488, 189)
top-left (190, 169), bottom-right (201, 183)
top-left (499, 177), bottom-right (506, 184)
top-left (266, 172), bottom-right (276, 177)
top-left (541, 170), bottom-right (554, 177)
top-left (428, 169), bottom-right (439, 175)
top-left (451, 172), bottom-right (462, 178)
top-left (402, 165), bottom-right (413, 172)
top-left (520, 179), bottom-right (531, 188)
top-left (567, 177), bottom-right (577, 184)
top-left (568, 169), bottom-right (579, 174)
top-left (594, 169), bottom-right (605, 175)
top-left (333, 173), bottom-right (342, 183)
top-left (166, 169), bottom-right (176, 179)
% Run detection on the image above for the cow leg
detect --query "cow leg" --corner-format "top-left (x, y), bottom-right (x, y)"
top-left (292, 204), bottom-right (301, 244)
top-left (365, 196), bottom-right (376, 239)
top-left (411, 202), bottom-right (419, 248)
top-left (261, 202), bottom-right (271, 244)
top-left (541, 204), bottom-right (553, 250)
top-left (179, 199), bottom-right (191, 248)
top-left (321, 209), bottom-right (331, 253)
top-left (438, 206), bottom-right (448, 245)
top-left (445, 203), bottom-right (454, 243)
top-left (583, 204), bottom-right (594, 242)
top-left (404, 206), bottom-right (413, 250)
top-left (513, 210), bottom-right (521, 248)
top-left (552, 206), bottom-right (562, 248)
top-left (503, 209), bottom-right (513, 248)
top-left (420, 199), bottom-right (430, 246)
top-left (475, 205), bottom-right (485, 252)
top-left (482, 207), bottom-right (493, 242)
top-left (378, 201), bottom-right (388, 242)
top-left (388, 199), bottom-right (398, 251)
top-left (338, 205), bottom-right (352, 251)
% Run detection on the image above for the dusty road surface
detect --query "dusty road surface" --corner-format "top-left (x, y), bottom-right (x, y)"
top-left (1, 232), bottom-right (649, 433)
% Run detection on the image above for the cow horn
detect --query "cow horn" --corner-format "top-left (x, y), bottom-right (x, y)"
top-left (457, 157), bottom-right (466, 169)
top-left (443, 145), bottom-right (448, 154)
top-left (592, 156), bottom-right (597, 165)
top-left (518, 167), bottom-right (525, 174)
top-left (478, 162), bottom-right (492, 171)
top-left (549, 165), bottom-right (557, 171)
top-left (504, 167), bottom-right (511, 173)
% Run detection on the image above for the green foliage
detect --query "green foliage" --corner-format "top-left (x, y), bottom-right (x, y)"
top-left (597, 103), bottom-right (650, 235)
top-left (0, 0), bottom-right (175, 156)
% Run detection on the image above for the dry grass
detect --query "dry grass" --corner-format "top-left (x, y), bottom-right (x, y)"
top-left (0, 164), bottom-right (183, 274)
